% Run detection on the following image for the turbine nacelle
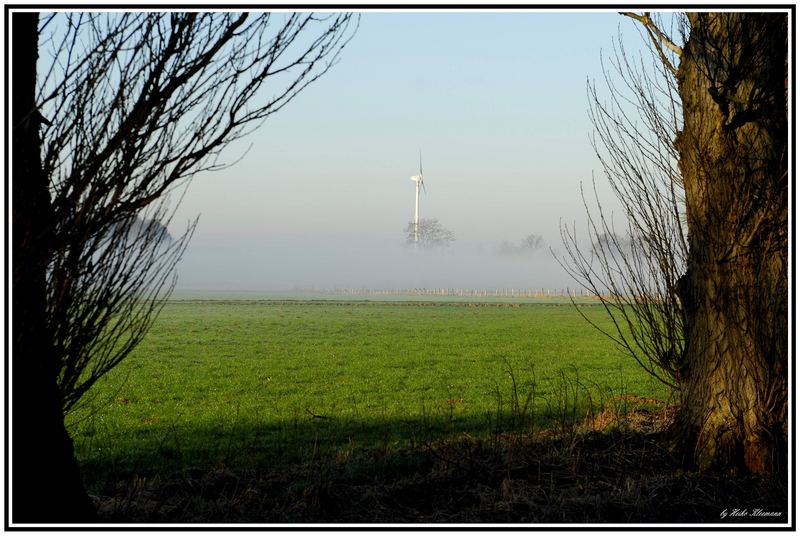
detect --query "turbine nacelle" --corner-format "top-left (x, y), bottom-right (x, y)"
top-left (411, 150), bottom-right (425, 191)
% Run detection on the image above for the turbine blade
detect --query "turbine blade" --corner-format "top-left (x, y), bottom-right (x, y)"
top-left (419, 148), bottom-right (423, 176)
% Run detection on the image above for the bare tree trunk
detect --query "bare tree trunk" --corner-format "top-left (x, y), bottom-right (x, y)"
top-left (11, 12), bottom-right (96, 522)
top-left (673, 12), bottom-right (788, 475)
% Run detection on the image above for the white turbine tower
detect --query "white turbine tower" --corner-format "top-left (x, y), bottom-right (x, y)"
top-left (410, 150), bottom-right (425, 246)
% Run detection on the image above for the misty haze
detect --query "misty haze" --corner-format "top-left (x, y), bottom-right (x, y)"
top-left (175, 235), bottom-right (570, 292)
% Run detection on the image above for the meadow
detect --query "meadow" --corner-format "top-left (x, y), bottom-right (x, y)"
top-left (68, 299), bottom-right (674, 493)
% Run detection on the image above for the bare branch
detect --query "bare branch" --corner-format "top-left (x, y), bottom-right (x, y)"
top-left (621, 11), bottom-right (683, 56)
top-left (621, 11), bottom-right (682, 75)
top-left (405, 218), bottom-right (456, 249)
top-left (34, 12), bottom-right (359, 412)
top-left (560, 15), bottom-right (688, 390)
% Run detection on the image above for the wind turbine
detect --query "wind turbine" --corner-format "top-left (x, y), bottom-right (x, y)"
top-left (410, 150), bottom-right (426, 246)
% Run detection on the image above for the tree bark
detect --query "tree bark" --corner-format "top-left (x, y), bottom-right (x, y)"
top-left (11, 12), bottom-right (96, 522)
top-left (673, 12), bottom-right (788, 475)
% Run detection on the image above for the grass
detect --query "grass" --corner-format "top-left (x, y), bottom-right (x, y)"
top-left (68, 299), bottom-right (674, 495)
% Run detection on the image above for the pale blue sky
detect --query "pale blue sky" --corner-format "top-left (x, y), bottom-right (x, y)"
top-left (169, 10), bottom-right (652, 291)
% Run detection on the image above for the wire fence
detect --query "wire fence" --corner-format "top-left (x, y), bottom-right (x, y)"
top-left (292, 287), bottom-right (595, 299)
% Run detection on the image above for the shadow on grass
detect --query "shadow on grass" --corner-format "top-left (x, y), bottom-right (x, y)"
top-left (79, 408), bottom-right (551, 487)
top-left (80, 408), bottom-right (788, 525)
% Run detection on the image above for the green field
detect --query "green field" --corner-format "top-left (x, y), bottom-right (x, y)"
top-left (67, 300), bottom-right (673, 491)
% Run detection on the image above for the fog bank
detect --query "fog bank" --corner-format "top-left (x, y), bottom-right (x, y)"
top-left (174, 235), bottom-right (576, 292)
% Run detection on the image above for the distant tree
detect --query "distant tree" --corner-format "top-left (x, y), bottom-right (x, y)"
top-left (498, 233), bottom-right (546, 256)
top-left (589, 232), bottom-right (640, 257)
top-left (113, 215), bottom-right (174, 244)
top-left (520, 233), bottom-right (545, 251)
top-left (12, 11), bottom-right (357, 522)
top-left (405, 218), bottom-right (455, 249)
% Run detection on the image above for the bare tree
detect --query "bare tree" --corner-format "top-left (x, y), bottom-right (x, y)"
top-left (560, 13), bottom-right (688, 391)
top-left (499, 233), bottom-right (546, 256)
top-left (521, 233), bottom-right (546, 251)
top-left (113, 215), bottom-right (174, 244)
top-left (405, 218), bottom-right (456, 249)
top-left (12, 11), bottom-right (357, 522)
top-left (563, 11), bottom-right (788, 475)
top-left (55, 204), bottom-right (193, 414)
